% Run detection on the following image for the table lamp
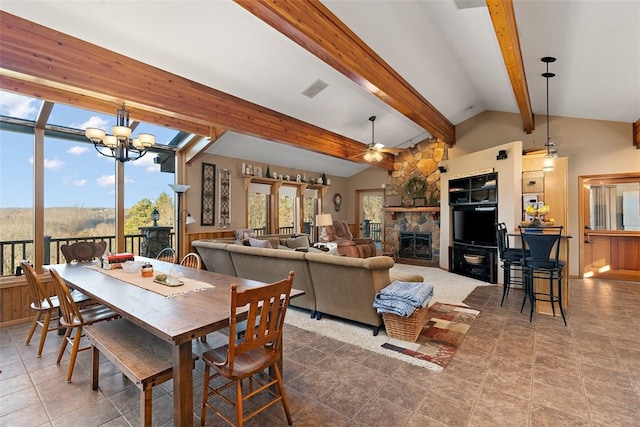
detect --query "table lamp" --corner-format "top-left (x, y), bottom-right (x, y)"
top-left (316, 213), bottom-right (333, 243)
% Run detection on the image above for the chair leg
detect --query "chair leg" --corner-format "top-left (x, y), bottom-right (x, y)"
top-left (25, 311), bottom-right (42, 345)
top-left (236, 378), bottom-right (243, 427)
top-left (273, 364), bottom-right (293, 425)
top-left (501, 261), bottom-right (510, 306)
top-left (66, 326), bottom-right (83, 382)
top-left (57, 326), bottom-right (72, 364)
top-left (558, 273), bottom-right (567, 326)
top-left (37, 311), bottom-right (53, 357)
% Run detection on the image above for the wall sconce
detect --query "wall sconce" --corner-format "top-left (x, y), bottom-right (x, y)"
top-left (438, 165), bottom-right (447, 173)
top-left (151, 208), bottom-right (160, 226)
top-left (496, 149), bottom-right (508, 160)
top-left (182, 210), bottom-right (196, 225)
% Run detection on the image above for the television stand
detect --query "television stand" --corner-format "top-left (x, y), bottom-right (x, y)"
top-left (449, 243), bottom-right (497, 284)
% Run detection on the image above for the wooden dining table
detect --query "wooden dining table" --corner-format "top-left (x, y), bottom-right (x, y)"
top-left (50, 256), bottom-right (299, 426)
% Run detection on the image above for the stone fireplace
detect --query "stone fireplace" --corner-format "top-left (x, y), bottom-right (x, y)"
top-left (384, 211), bottom-right (440, 265)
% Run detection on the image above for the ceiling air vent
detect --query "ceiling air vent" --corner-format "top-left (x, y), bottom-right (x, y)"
top-left (302, 79), bottom-right (329, 99)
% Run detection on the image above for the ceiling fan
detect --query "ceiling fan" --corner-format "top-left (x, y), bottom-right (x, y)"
top-left (353, 116), bottom-right (404, 162)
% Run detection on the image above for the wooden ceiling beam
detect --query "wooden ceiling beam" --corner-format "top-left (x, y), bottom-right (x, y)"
top-left (0, 11), bottom-right (393, 170)
top-left (235, 0), bottom-right (456, 146)
top-left (487, 0), bottom-right (535, 134)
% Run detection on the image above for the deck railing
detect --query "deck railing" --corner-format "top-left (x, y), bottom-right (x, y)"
top-left (1, 233), bottom-right (174, 276)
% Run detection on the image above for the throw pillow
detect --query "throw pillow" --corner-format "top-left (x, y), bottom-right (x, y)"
top-left (285, 235), bottom-right (310, 249)
top-left (249, 237), bottom-right (272, 249)
top-left (233, 228), bottom-right (255, 241)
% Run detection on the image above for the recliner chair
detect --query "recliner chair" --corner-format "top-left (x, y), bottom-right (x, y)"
top-left (326, 220), bottom-right (376, 258)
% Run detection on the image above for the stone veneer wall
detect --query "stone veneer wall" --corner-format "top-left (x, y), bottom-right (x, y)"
top-left (384, 138), bottom-right (448, 261)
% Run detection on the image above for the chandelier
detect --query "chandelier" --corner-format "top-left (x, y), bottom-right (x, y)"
top-left (85, 103), bottom-right (155, 162)
top-left (542, 57), bottom-right (558, 172)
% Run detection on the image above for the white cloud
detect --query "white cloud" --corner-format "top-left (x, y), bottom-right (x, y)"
top-left (97, 174), bottom-right (115, 187)
top-left (129, 153), bottom-right (161, 173)
top-left (67, 146), bottom-right (89, 155)
top-left (73, 179), bottom-right (87, 187)
top-left (28, 156), bottom-right (63, 171)
top-left (44, 158), bottom-right (63, 171)
top-left (73, 115), bottom-right (109, 130)
top-left (0, 92), bottom-right (38, 118)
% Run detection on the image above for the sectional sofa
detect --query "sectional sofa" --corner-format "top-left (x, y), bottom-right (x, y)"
top-left (191, 239), bottom-right (423, 334)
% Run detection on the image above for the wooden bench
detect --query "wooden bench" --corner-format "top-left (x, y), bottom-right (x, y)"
top-left (85, 319), bottom-right (198, 427)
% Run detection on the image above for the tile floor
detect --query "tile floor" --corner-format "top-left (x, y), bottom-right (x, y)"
top-left (1, 276), bottom-right (639, 426)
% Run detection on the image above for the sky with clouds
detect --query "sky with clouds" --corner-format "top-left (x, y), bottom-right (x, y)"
top-left (0, 92), bottom-right (176, 208)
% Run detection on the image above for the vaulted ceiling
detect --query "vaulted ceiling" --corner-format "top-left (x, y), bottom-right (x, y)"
top-left (1, 1), bottom-right (638, 176)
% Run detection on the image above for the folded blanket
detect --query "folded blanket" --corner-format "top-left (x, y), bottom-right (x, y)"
top-left (377, 281), bottom-right (434, 308)
top-left (373, 296), bottom-right (422, 317)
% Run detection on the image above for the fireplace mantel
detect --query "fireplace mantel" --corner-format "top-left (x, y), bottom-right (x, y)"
top-left (381, 207), bottom-right (440, 213)
top-left (382, 206), bottom-right (440, 221)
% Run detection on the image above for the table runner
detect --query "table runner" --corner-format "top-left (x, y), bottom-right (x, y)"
top-left (87, 265), bottom-right (214, 298)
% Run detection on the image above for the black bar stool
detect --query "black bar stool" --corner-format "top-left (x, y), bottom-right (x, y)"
top-left (518, 225), bottom-right (566, 325)
top-left (495, 223), bottom-right (525, 306)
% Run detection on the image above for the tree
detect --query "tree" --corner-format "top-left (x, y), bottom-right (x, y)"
top-left (154, 192), bottom-right (174, 228)
top-left (124, 198), bottom-right (154, 235)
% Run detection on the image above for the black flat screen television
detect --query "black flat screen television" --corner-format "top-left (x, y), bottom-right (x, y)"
top-left (453, 207), bottom-right (497, 247)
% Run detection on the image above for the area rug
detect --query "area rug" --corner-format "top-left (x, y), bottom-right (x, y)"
top-left (284, 266), bottom-right (488, 371)
top-left (381, 302), bottom-right (479, 368)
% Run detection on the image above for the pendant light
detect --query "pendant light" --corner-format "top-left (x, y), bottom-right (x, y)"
top-left (542, 57), bottom-right (557, 172)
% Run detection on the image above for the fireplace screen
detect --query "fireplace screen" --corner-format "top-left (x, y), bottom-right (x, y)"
top-left (399, 232), bottom-right (432, 260)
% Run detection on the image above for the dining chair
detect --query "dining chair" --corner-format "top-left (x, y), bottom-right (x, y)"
top-left (156, 247), bottom-right (177, 264)
top-left (200, 271), bottom-right (295, 427)
top-left (180, 252), bottom-right (202, 269)
top-left (49, 267), bottom-right (120, 382)
top-left (518, 225), bottom-right (566, 325)
top-left (22, 261), bottom-right (90, 357)
top-left (495, 223), bottom-right (526, 306)
top-left (60, 241), bottom-right (107, 263)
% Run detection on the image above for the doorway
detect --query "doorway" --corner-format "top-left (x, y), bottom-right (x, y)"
top-left (356, 189), bottom-right (384, 250)
top-left (579, 173), bottom-right (640, 281)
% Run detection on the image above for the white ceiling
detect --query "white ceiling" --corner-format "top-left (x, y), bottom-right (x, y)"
top-left (2, 0), bottom-right (639, 177)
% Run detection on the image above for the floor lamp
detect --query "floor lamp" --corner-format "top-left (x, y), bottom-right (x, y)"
top-left (168, 184), bottom-right (194, 259)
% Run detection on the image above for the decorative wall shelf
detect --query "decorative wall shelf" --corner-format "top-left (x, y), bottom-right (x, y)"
top-left (242, 175), bottom-right (329, 196)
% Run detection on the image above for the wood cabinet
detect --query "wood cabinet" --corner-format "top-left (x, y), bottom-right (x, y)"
top-left (521, 156), bottom-right (568, 228)
top-left (449, 172), bottom-right (498, 206)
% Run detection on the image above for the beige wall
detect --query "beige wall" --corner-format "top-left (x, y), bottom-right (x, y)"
top-left (182, 153), bottom-right (347, 234)
top-left (453, 110), bottom-right (639, 276)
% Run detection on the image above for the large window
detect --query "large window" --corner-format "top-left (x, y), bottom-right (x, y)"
top-left (0, 90), bottom-right (184, 275)
top-left (248, 183), bottom-right (271, 235)
top-left (278, 186), bottom-right (298, 234)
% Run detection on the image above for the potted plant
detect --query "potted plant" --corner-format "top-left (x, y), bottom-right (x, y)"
top-left (404, 175), bottom-right (427, 206)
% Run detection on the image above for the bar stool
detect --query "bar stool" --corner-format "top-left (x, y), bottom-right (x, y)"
top-left (518, 225), bottom-right (566, 325)
top-left (495, 223), bottom-right (525, 306)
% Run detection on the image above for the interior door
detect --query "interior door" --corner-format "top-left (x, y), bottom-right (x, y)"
top-left (357, 190), bottom-right (383, 248)
top-left (580, 174), bottom-right (640, 282)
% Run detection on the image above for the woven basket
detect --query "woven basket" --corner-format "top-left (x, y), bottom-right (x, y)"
top-left (382, 305), bottom-right (429, 342)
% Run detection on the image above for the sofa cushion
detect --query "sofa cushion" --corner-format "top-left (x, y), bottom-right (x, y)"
top-left (285, 235), bottom-right (310, 249)
top-left (388, 267), bottom-right (424, 283)
top-left (249, 237), bottom-right (272, 249)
